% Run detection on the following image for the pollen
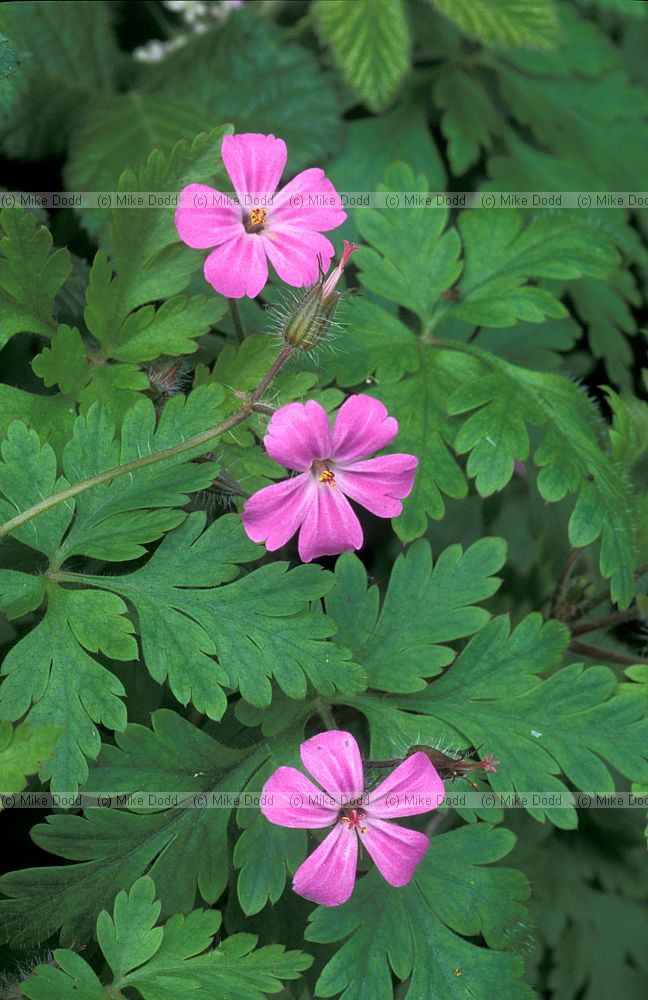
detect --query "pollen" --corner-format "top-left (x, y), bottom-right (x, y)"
top-left (319, 469), bottom-right (336, 487)
top-left (250, 207), bottom-right (267, 227)
top-left (339, 807), bottom-right (367, 831)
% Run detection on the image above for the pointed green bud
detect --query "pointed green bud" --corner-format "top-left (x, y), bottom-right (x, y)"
top-left (282, 241), bottom-right (359, 351)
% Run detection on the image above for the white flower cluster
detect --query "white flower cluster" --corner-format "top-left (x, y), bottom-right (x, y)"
top-left (133, 0), bottom-right (243, 63)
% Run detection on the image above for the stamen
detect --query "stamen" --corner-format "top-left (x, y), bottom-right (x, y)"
top-left (244, 207), bottom-right (268, 234)
top-left (318, 469), bottom-right (336, 488)
top-left (339, 807), bottom-right (366, 831)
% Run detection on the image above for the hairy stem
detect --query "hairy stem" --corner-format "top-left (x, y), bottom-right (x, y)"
top-left (315, 699), bottom-right (337, 731)
top-left (569, 607), bottom-right (640, 637)
top-left (229, 299), bottom-right (246, 342)
top-left (252, 346), bottom-right (293, 402)
top-left (568, 638), bottom-right (648, 666)
top-left (0, 347), bottom-right (294, 544)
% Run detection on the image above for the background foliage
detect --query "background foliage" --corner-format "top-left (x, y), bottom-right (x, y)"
top-left (0, 1), bottom-right (647, 998)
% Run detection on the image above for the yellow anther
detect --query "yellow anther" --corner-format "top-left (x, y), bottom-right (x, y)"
top-left (319, 469), bottom-right (336, 488)
top-left (250, 207), bottom-right (267, 227)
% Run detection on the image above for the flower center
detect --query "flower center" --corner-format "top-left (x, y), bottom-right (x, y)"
top-left (312, 460), bottom-right (337, 487)
top-left (339, 807), bottom-right (367, 834)
top-left (244, 207), bottom-right (267, 234)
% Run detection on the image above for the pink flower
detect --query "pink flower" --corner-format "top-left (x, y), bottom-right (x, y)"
top-left (174, 133), bottom-right (346, 298)
top-left (261, 731), bottom-right (444, 906)
top-left (241, 394), bottom-right (418, 562)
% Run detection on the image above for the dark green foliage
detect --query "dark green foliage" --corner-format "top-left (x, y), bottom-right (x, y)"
top-left (0, 2), bottom-right (646, 999)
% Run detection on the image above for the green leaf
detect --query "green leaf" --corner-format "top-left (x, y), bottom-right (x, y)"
top-left (80, 126), bottom-right (231, 361)
top-left (232, 719), bottom-right (313, 917)
top-left (480, 5), bottom-right (648, 191)
top-left (235, 795), bottom-right (306, 917)
top-left (325, 96), bottom-right (445, 243)
top-left (0, 391), bottom-right (226, 562)
top-left (311, 295), bottom-right (420, 387)
top-left (0, 711), bottom-right (273, 945)
top-left (142, 12), bottom-right (341, 175)
top-left (368, 342), bottom-right (481, 536)
top-left (69, 513), bottom-right (365, 712)
top-left (441, 210), bottom-right (619, 328)
top-left (306, 824), bottom-right (532, 1000)
top-left (32, 324), bottom-right (90, 396)
top-left (473, 317), bottom-right (580, 371)
top-left (21, 875), bottom-right (312, 1000)
top-left (76, 363), bottom-right (151, 426)
top-left (569, 274), bottom-right (639, 388)
top-left (110, 294), bottom-right (226, 364)
top-left (0, 569), bottom-right (45, 619)
top-left (66, 92), bottom-right (211, 202)
top-left (427, 0), bottom-right (560, 50)
top-left (0, 419), bottom-right (73, 556)
top-left (606, 384), bottom-right (648, 468)
top-left (447, 351), bottom-right (638, 606)
top-left (0, 382), bottom-right (75, 453)
top-left (22, 950), bottom-right (105, 1000)
top-left (0, 720), bottom-right (61, 799)
top-left (351, 169), bottom-right (618, 331)
top-left (313, 0), bottom-right (411, 112)
top-left (488, 16), bottom-right (648, 140)
top-left (449, 371), bottom-right (540, 497)
top-left (0, 0), bottom-right (117, 158)
top-left (357, 615), bottom-right (648, 827)
top-left (355, 162), bottom-right (461, 326)
top-left (0, 206), bottom-right (71, 347)
top-left (508, 812), bottom-right (648, 1000)
top-left (433, 65), bottom-right (501, 174)
top-left (0, 584), bottom-right (132, 792)
top-left (326, 538), bottom-right (506, 691)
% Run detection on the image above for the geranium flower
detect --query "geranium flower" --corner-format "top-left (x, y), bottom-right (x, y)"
top-left (261, 730), bottom-right (444, 906)
top-left (241, 394), bottom-right (418, 562)
top-left (175, 132), bottom-right (346, 298)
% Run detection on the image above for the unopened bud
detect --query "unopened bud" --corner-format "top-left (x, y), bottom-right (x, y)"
top-left (282, 241), bottom-right (359, 351)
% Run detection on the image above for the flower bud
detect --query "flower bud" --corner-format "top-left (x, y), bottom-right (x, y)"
top-left (282, 241), bottom-right (359, 351)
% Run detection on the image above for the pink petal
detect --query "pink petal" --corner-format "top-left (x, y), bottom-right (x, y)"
top-left (241, 474), bottom-right (314, 551)
top-left (222, 133), bottom-right (286, 202)
top-left (264, 401), bottom-right (332, 472)
top-left (174, 183), bottom-right (242, 249)
top-left (335, 455), bottom-right (419, 519)
top-left (331, 395), bottom-right (399, 464)
top-left (366, 753), bottom-right (445, 819)
top-left (262, 226), bottom-right (335, 287)
top-left (297, 481), bottom-right (363, 562)
top-left (261, 766), bottom-right (338, 828)
top-left (203, 233), bottom-right (268, 298)
top-left (362, 818), bottom-right (429, 887)
top-left (300, 731), bottom-right (364, 800)
top-left (271, 168), bottom-right (347, 231)
top-left (293, 823), bottom-right (358, 906)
